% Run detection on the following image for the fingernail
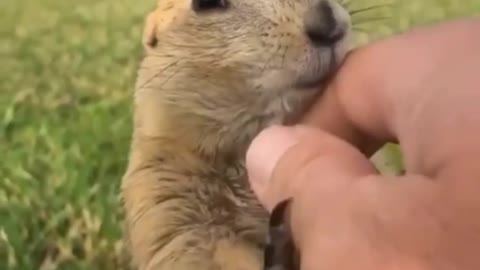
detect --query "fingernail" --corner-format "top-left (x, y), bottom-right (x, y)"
top-left (246, 125), bottom-right (300, 196)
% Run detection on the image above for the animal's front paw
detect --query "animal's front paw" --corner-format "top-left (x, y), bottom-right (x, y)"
top-left (264, 199), bottom-right (300, 270)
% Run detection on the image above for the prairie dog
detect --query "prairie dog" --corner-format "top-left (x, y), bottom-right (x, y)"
top-left (121, 0), bottom-right (352, 269)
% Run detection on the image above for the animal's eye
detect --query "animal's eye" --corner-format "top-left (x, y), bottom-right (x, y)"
top-left (192, 0), bottom-right (228, 12)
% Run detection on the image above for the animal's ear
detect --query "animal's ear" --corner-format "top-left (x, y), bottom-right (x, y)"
top-left (143, 10), bottom-right (159, 49)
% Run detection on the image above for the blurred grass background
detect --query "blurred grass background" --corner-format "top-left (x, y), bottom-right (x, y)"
top-left (0, 0), bottom-right (479, 269)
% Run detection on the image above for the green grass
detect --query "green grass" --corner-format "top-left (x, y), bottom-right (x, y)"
top-left (1, 0), bottom-right (479, 269)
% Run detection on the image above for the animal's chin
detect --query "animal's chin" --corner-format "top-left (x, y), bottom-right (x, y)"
top-left (292, 70), bottom-right (332, 89)
top-left (253, 48), bottom-right (347, 93)
top-left (292, 47), bottom-right (346, 90)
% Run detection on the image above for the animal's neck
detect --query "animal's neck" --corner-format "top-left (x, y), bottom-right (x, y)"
top-left (132, 97), bottom-right (266, 169)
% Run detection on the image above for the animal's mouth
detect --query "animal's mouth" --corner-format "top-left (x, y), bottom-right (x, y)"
top-left (293, 48), bottom-right (342, 90)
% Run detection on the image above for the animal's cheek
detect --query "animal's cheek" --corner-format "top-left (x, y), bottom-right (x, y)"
top-left (217, 42), bottom-right (265, 66)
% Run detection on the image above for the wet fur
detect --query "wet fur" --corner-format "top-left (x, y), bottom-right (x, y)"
top-left (121, 0), bottom-right (351, 269)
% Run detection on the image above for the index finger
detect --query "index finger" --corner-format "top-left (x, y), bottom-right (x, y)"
top-left (301, 17), bottom-right (480, 177)
top-left (300, 66), bottom-right (390, 157)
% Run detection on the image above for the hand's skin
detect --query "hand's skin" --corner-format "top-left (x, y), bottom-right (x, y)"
top-left (246, 17), bottom-right (480, 270)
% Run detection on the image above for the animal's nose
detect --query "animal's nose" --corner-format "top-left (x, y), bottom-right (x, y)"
top-left (304, 0), bottom-right (347, 47)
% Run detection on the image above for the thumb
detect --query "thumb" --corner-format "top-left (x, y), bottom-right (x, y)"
top-left (246, 124), bottom-right (378, 211)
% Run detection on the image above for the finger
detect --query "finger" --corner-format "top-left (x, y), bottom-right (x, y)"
top-left (302, 17), bottom-right (480, 178)
top-left (300, 46), bottom-right (397, 156)
top-left (246, 124), bottom-right (378, 211)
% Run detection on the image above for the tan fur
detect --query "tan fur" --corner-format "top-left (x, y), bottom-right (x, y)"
top-left (122, 0), bottom-right (352, 269)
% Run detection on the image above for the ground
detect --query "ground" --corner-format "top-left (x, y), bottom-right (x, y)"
top-left (1, 0), bottom-right (479, 269)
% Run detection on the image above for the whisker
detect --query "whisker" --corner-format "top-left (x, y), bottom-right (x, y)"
top-left (340, 0), bottom-right (353, 8)
top-left (138, 56), bottom-right (179, 70)
top-left (144, 33), bottom-right (251, 52)
top-left (146, 53), bottom-right (177, 58)
top-left (137, 60), bottom-right (180, 89)
top-left (352, 26), bottom-right (372, 34)
top-left (158, 66), bottom-right (183, 89)
top-left (353, 16), bottom-right (391, 25)
top-left (166, 43), bottom-right (226, 49)
top-left (349, 3), bottom-right (394, 16)
top-left (227, 32), bottom-right (252, 40)
top-left (262, 45), bottom-right (282, 73)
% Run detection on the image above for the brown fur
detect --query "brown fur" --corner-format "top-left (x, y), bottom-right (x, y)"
top-left (121, 0), bottom-right (352, 269)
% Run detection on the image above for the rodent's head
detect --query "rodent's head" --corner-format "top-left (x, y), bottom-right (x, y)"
top-left (135, 0), bottom-right (352, 157)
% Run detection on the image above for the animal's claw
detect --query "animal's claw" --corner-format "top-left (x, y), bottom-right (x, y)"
top-left (263, 198), bottom-right (300, 270)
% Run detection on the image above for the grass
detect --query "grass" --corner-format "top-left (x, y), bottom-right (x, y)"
top-left (1, 0), bottom-right (479, 269)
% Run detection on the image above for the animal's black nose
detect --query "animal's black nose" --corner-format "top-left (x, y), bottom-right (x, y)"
top-left (304, 0), bottom-right (346, 47)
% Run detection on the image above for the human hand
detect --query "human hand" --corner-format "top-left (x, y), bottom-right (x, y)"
top-left (246, 17), bottom-right (480, 269)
